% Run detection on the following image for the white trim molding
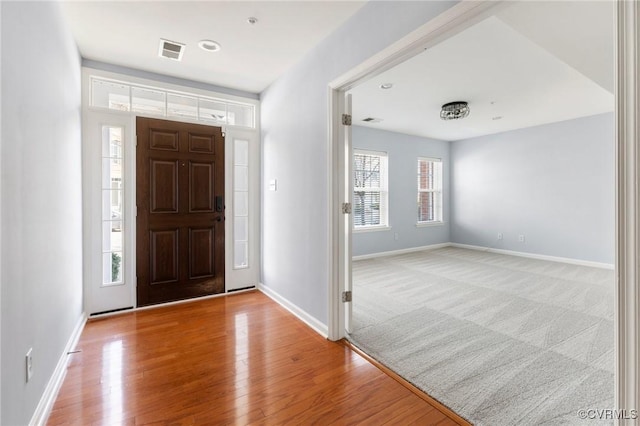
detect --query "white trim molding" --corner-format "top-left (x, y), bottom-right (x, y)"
top-left (353, 243), bottom-right (450, 261)
top-left (451, 243), bottom-right (615, 270)
top-left (616, 0), bottom-right (640, 423)
top-left (258, 283), bottom-right (328, 338)
top-left (30, 312), bottom-right (87, 426)
top-left (353, 225), bottom-right (392, 234)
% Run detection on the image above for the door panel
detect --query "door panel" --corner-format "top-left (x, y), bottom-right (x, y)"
top-left (189, 162), bottom-right (215, 212)
top-left (149, 129), bottom-right (179, 151)
top-left (150, 229), bottom-right (179, 284)
top-left (189, 134), bottom-right (214, 153)
top-left (189, 227), bottom-right (214, 278)
top-left (151, 160), bottom-right (178, 213)
top-left (137, 117), bottom-right (225, 306)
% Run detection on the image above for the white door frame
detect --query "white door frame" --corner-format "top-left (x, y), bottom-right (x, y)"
top-left (82, 68), bottom-right (261, 314)
top-left (82, 111), bottom-right (136, 315)
top-left (327, 0), bottom-right (640, 421)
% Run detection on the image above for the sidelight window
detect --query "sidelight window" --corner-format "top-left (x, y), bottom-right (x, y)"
top-left (233, 139), bottom-right (250, 269)
top-left (102, 126), bottom-right (124, 285)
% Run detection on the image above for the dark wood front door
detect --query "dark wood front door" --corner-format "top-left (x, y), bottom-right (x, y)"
top-left (136, 117), bottom-right (225, 306)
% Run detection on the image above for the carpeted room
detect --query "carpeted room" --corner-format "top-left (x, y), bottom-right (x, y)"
top-left (346, 2), bottom-right (615, 425)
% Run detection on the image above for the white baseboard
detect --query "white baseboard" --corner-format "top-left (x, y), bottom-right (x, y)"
top-left (30, 312), bottom-right (87, 426)
top-left (257, 283), bottom-right (328, 338)
top-left (450, 243), bottom-right (615, 270)
top-left (352, 242), bottom-right (450, 261)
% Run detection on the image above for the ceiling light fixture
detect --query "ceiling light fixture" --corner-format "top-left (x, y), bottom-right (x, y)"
top-left (379, 83), bottom-right (393, 90)
top-left (198, 40), bottom-right (222, 52)
top-left (440, 101), bottom-right (470, 120)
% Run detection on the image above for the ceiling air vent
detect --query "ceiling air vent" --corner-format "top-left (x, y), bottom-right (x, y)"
top-left (158, 39), bottom-right (185, 61)
top-left (362, 117), bottom-right (383, 123)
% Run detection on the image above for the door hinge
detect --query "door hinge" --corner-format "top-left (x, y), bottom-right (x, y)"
top-left (135, 135), bottom-right (138, 147)
top-left (342, 291), bottom-right (352, 303)
top-left (342, 114), bottom-right (352, 126)
top-left (341, 202), bottom-right (352, 214)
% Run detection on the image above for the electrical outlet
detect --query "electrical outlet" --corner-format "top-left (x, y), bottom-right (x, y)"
top-left (394, 232), bottom-right (399, 241)
top-left (497, 233), bottom-right (503, 240)
top-left (518, 234), bottom-right (525, 243)
top-left (26, 348), bottom-right (33, 382)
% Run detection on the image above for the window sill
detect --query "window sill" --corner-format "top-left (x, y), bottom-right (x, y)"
top-left (416, 221), bottom-right (445, 228)
top-left (353, 225), bottom-right (392, 233)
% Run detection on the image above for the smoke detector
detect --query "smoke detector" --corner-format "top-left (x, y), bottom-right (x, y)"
top-left (158, 39), bottom-right (185, 61)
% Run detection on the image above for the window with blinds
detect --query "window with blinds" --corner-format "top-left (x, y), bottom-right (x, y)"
top-left (353, 150), bottom-right (388, 229)
top-left (417, 157), bottom-right (443, 223)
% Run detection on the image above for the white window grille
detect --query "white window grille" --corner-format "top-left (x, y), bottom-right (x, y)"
top-left (353, 150), bottom-right (388, 229)
top-left (90, 77), bottom-right (255, 128)
top-left (417, 157), bottom-right (443, 223)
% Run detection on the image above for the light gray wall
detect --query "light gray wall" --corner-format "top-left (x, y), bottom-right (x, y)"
top-left (450, 113), bottom-right (615, 264)
top-left (1, 2), bottom-right (83, 424)
top-left (352, 126), bottom-right (450, 256)
top-left (260, 1), bottom-right (457, 325)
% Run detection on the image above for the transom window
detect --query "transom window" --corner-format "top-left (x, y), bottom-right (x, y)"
top-left (353, 150), bottom-right (388, 229)
top-left (417, 157), bottom-right (443, 223)
top-left (90, 77), bottom-right (256, 128)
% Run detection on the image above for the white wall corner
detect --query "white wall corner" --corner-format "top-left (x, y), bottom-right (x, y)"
top-left (257, 283), bottom-right (328, 339)
top-left (0, 0), bottom-right (3, 420)
top-left (29, 312), bottom-right (87, 426)
top-left (615, 1), bottom-right (640, 424)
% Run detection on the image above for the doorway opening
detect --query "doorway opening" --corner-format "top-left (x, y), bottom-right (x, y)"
top-left (329, 0), bottom-right (640, 423)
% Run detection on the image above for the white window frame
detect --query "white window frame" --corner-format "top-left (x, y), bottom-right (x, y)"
top-left (417, 157), bottom-right (443, 225)
top-left (90, 76), bottom-right (256, 129)
top-left (353, 149), bottom-right (389, 231)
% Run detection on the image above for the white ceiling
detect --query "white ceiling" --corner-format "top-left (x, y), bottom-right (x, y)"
top-left (350, 1), bottom-right (614, 141)
top-left (60, 1), bottom-right (365, 94)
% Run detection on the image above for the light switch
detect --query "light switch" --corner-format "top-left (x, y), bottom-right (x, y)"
top-left (269, 179), bottom-right (277, 191)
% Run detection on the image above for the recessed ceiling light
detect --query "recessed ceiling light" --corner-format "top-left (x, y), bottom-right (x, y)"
top-left (198, 40), bottom-right (221, 52)
top-left (379, 83), bottom-right (393, 90)
top-left (247, 17), bottom-right (258, 25)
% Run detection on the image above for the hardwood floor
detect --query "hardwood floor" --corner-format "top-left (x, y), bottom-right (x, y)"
top-left (47, 291), bottom-right (465, 425)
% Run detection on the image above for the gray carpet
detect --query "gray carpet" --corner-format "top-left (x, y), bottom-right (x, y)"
top-left (349, 247), bottom-right (614, 426)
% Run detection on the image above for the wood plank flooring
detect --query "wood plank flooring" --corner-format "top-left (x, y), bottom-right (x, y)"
top-left (47, 291), bottom-right (464, 425)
